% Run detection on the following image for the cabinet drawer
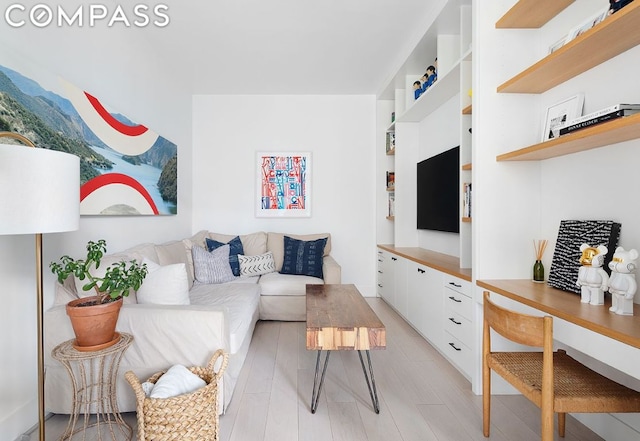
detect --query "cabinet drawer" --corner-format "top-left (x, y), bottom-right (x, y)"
top-left (444, 288), bottom-right (473, 321)
top-left (443, 276), bottom-right (472, 298)
top-left (443, 333), bottom-right (472, 378)
top-left (444, 311), bottom-right (472, 346)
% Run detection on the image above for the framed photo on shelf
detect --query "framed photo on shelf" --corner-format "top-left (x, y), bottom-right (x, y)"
top-left (548, 35), bottom-right (567, 54)
top-left (256, 151), bottom-right (311, 218)
top-left (565, 7), bottom-right (609, 43)
top-left (541, 94), bottom-right (584, 142)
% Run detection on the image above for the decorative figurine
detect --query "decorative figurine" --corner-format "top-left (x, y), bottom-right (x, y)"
top-left (421, 65), bottom-right (437, 92)
top-left (413, 81), bottom-right (423, 100)
top-left (608, 246), bottom-right (638, 315)
top-left (576, 244), bottom-right (609, 305)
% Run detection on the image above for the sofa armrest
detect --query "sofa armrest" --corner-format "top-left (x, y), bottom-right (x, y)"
top-left (323, 255), bottom-right (341, 284)
top-left (45, 303), bottom-right (231, 369)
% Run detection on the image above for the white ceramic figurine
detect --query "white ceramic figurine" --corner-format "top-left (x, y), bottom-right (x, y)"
top-left (576, 244), bottom-right (609, 305)
top-left (608, 246), bottom-right (638, 316)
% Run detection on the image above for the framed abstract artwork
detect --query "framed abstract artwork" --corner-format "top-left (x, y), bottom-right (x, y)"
top-left (256, 152), bottom-right (311, 218)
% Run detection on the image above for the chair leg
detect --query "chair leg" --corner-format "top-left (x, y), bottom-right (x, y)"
top-left (558, 412), bottom-right (566, 437)
top-left (483, 363), bottom-right (491, 436)
top-left (541, 406), bottom-right (554, 441)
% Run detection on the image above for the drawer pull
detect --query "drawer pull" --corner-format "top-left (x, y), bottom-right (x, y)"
top-left (449, 282), bottom-right (462, 288)
top-left (448, 317), bottom-right (461, 325)
top-left (378, 259), bottom-right (383, 262)
top-left (417, 268), bottom-right (425, 274)
top-left (378, 283), bottom-right (383, 288)
top-left (392, 257), bottom-right (398, 261)
top-left (378, 270), bottom-right (383, 273)
top-left (448, 296), bottom-right (462, 303)
top-left (449, 342), bottom-right (462, 351)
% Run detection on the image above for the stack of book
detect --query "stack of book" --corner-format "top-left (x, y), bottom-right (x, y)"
top-left (559, 104), bottom-right (640, 136)
top-left (463, 182), bottom-right (472, 218)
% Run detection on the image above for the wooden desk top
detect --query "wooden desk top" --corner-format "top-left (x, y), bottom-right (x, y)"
top-left (477, 279), bottom-right (640, 349)
top-left (306, 284), bottom-right (386, 351)
top-left (377, 244), bottom-right (472, 282)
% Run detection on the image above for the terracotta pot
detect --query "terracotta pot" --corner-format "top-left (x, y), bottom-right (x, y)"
top-left (66, 296), bottom-right (123, 350)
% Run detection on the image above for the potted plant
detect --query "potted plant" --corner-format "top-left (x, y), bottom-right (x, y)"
top-left (50, 239), bottom-right (148, 350)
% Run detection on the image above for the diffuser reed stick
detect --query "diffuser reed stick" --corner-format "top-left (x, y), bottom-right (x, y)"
top-left (534, 239), bottom-right (548, 260)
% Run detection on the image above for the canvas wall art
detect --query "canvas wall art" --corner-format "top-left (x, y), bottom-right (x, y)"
top-left (256, 152), bottom-right (311, 217)
top-left (0, 63), bottom-right (177, 215)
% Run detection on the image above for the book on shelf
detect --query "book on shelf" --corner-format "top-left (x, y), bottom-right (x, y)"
top-left (559, 108), bottom-right (640, 136)
top-left (386, 171), bottom-right (395, 190)
top-left (385, 132), bottom-right (396, 153)
top-left (388, 192), bottom-right (395, 217)
top-left (463, 182), bottom-right (472, 218)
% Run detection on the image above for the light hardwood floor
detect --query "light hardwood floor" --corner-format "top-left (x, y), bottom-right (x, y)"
top-left (34, 298), bottom-right (603, 441)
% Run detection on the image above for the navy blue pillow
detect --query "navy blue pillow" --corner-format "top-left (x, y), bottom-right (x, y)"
top-left (206, 236), bottom-right (244, 277)
top-left (281, 236), bottom-right (327, 279)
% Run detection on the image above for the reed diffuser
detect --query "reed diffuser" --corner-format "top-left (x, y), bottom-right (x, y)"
top-left (533, 239), bottom-right (548, 282)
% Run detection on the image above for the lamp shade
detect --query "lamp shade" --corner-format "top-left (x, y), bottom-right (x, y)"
top-left (0, 144), bottom-right (80, 235)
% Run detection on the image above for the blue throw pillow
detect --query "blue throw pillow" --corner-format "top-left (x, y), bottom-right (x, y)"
top-left (206, 236), bottom-right (244, 277)
top-left (281, 236), bottom-right (327, 279)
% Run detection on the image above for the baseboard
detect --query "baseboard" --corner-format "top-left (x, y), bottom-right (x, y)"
top-left (1, 398), bottom-right (35, 441)
top-left (574, 413), bottom-right (640, 441)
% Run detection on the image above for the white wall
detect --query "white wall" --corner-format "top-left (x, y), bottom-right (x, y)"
top-left (0, 25), bottom-right (193, 440)
top-left (192, 95), bottom-right (376, 296)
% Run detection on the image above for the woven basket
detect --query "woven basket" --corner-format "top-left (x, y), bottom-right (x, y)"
top-left (125, 349), bottom-right (228, 441)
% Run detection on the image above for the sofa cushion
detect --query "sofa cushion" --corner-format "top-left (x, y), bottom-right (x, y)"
top-left (206, 236), bottom-right (244, 277)
top-left (208, 231), bottom-right (267, 256)
top-left (258, 271), bottom-right (323, 296)
top-left (156, 240), bottom-right (194, 288)
top-left (238, 252), bottom-right (276, 277)
top-left (192, 244), bottom-right (236, 284)
top-left (280, 236), bottom-right (327, 279)
top-left (137, 259), bottom-right (190, 305)
top-left (189, 282), bottom-right (261, 353)
top-left (267, 232), bottom-right (332, 271)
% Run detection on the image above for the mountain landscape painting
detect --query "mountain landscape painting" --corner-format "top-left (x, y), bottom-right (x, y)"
top-left (0, 64), bottom-right (177, 215)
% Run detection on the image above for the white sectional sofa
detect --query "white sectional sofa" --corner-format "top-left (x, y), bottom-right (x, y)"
top-left (44, 230), bottom-right (341, 415)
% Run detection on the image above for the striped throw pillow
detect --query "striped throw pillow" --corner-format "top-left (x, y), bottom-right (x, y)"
top-left (191, 244), bottom-right (236, 284)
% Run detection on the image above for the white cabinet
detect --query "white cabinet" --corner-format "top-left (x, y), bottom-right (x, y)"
top-left (392, 255), bottom-right (408, 318)
top-left (407, 262), bottom-right (443, 349)
top-left (376, 249), bottom-right (393, 304)
top-left (442, 275), bottom-right (474, 378)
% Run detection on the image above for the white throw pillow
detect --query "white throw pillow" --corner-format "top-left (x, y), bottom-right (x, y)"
top-left (149, 364), bottom-right (206, 399)
top-left (136, 258), bottom-right (190, 305)
top-left (238, 252), bottom-right (276, 277)
top-left (191, 244), bottom-right (236, 284)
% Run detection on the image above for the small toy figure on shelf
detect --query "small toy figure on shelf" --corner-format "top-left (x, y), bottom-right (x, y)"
top-left (421, 65), bottom-right (437, 92)
top-left (608, 246), bottom-right (638, 315)
top-left (576, 244), bottom-right (609, 305)
top-left (609, 0), bottom-right (634, 15)
top-left (413, 81), bottom-right (423, 100)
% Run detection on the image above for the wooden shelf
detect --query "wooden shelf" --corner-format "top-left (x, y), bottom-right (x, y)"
top-left (477, 279), bottom-right (640, 349)
top-left (378, 245), bottom-right (472, 281)
top-left (462, 104), bottom-right (472, 115)
top-left (498, 2), bottom-right (640, 94)
top-left (497, 113), bottom-right (640, 161)
top-left (386, 216), bottom-right (395, 221)
top-left (461, 162), bottom-right (472, 170)
top-left (462, 217), bottom-right (472, 223)
top-left (386, 187), bottom-right (395, 192)
top-left (386, 148), bottom-right (395, 156)
top-left (496, 0), bottom-right (574, 29)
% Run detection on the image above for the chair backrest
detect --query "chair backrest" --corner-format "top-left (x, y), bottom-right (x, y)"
top-left (483, 291), bottom-right (553, 350)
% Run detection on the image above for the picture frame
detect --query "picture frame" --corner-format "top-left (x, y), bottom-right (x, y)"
top-left (565, 7), bottom-right (609, 44)
top-left (548, 35), bottom-right (568, 54)
top-left (256, 151), bottom-right (311, 218)
top-left (541, 94), bottom-right (584, 142)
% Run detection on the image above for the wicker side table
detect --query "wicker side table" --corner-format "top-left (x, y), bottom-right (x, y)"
top-left (52, 333), bottom-right (134, 441)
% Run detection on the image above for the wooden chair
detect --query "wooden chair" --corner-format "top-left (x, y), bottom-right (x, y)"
top-left (482, 291), bottom-right (640, 440)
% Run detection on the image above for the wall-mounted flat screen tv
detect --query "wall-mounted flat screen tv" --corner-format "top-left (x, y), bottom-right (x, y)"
top-left (416, 146), bottom-right (459, 233)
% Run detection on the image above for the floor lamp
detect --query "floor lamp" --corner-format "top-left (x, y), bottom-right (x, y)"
top-left (0, 132), bottom-right (79, 441)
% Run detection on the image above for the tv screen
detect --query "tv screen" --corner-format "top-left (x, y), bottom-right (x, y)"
top-left (417, 146), bottom-right (460, 233)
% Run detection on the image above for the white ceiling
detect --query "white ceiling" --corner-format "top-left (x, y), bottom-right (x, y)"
top-left (144, 0), bottom-right (443, 95)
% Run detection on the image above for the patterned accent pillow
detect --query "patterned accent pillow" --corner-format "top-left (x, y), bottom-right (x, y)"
top-left (238, 252), bottom-right (276, 277)
top-left (191, 244), bottom-right (236, 284)
top-left (281, 236), bottom-right (327, 279)
top-left (206, 236), bottom-right (244, 277)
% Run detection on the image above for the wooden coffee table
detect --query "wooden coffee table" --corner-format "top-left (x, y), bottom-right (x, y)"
top-left (306, 284), bottom-right (386, 413)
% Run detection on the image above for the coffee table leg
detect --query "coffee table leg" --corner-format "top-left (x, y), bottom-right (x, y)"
top-left (358, 350), bottom-right (380, 414)
top-left (310, 350), bottom-right (331, 413)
